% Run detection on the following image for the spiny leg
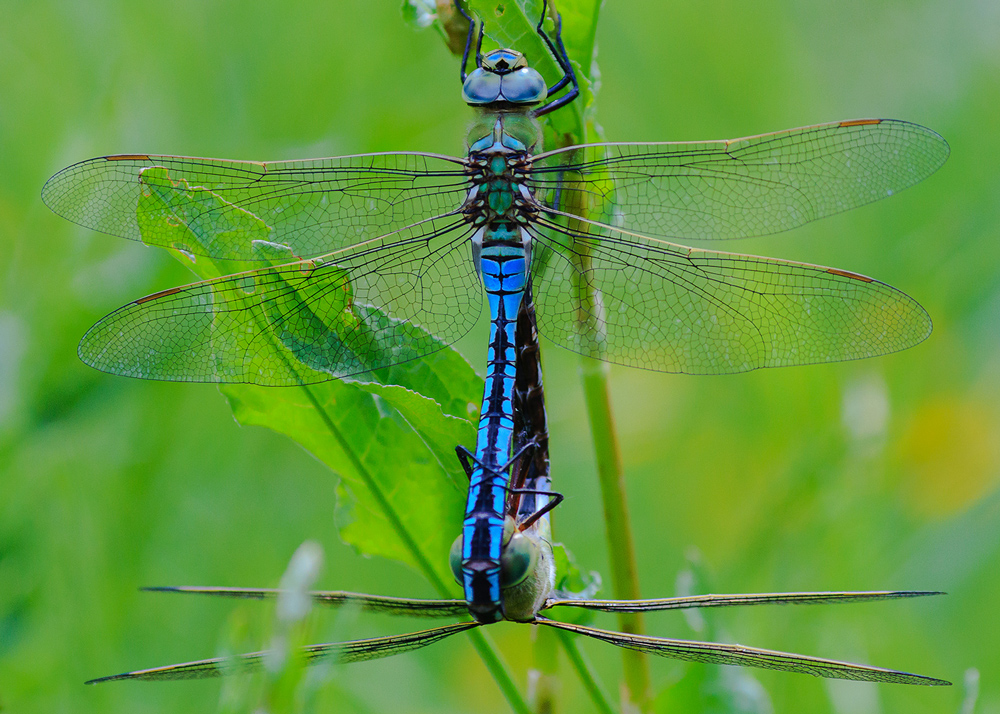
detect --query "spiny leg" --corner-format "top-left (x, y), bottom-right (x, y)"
top-left (533, 0), bottom-right (580, 116)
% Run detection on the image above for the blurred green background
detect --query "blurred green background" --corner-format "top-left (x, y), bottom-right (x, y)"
top-left (2, 0), bottom-right (998, 712)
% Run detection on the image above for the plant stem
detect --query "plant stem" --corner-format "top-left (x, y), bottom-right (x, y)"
top-left (561, 0), bottom-right (651, 701)
top-left (531, 622), bottom-right (560, 713)
top-left (468, 629), bottom-right (534, 714)
top-left (559, 201), bottom-right (652, 712)
top-left (556, 628), bottom-right (617, 714)
top-left (580, 361), bottom-right (651, 712)
top-left (558, 119), bottom-right (651, 713)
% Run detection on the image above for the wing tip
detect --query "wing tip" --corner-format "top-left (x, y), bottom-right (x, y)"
top-left (925, 676), bottom-right (954, 687)
top-left (141, 585), bottom-right (188, 594)
top-left (85, 672), bottom-right (132, 685)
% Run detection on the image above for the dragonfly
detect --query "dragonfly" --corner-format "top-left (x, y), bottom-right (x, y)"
top-left (42, 1), bottom-right (949, 626)
top-left (84, 292), bottom-right (949, 688)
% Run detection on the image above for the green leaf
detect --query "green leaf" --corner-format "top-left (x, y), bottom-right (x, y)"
top-left (219, 372), bottom-right (471, 593)
top-left (547, 542), bottom-right (601, 624)
top-left (551, 541), bottom-right (600, 597)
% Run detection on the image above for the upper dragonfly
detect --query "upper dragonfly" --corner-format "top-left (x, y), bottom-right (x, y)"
top-left (42, 2), bottom-right (948, 624)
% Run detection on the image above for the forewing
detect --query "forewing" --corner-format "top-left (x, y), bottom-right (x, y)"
top-left (530, 219), bottom-right (931, 374)
top-left (530, 120), bottom-right (949, 241)
top-left (78, 219), bottom-right (481, 384)
top-left (538, 619), bottom-right (949, 686)
top-left (43, 152), bottom-right (469, 260)
top-left (144, 586), bottom-right (468, 618)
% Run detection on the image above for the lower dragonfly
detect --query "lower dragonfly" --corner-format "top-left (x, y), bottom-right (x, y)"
top-left (85, 293), bottom-right (949, 689)
top-left (42, 1), bottom-right (949, 627)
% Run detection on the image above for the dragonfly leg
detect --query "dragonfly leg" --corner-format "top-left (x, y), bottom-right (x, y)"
top-left (533, 0), bottom-right (580, 116)
top-left (510, 488), bottom-right (564, 530)
top-left (457, 437), bottom-right (545, 524)
top-left (454, 1), bottom-right (475, 82)
top-left (455, 444), bottom-right (477, 481)
top-left (474, 9), bottom-right (485, 68)
top-left (499, 439), bottom-right (540, 477)
top-left (456, 440), bottom-right (538, 481)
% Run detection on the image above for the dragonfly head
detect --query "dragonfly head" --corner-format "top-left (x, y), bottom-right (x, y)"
top-left (449, 517), bottom-right (546, 623)
top-left (463, 49), bottom-right (547, 108)
top-left (449, 534), bottom-right (501, 623)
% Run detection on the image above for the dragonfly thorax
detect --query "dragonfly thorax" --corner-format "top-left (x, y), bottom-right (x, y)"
top-left (463, 49), bottom-right (547, 107)
top-left (464, 115), bottom-right (540, 227)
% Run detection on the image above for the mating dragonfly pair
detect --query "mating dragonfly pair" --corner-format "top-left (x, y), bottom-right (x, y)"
top-left (43, 0), bottom-right (950, 691)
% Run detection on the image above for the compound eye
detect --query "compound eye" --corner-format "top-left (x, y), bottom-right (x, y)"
top-left (499, 68), bottom-right (546, 104)
top-left (499, 531), bottom-right (539, 588)
top-left (448, 534), bottom-right (463, 585)
top-left (463, 68), bottom-right (502, 105)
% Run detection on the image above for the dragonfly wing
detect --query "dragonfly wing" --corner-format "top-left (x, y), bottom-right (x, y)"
top-left (530, 220), bottom-right (931, 374)
top-left (537, 618), bottom-right (949, 686)
top-left (545, 590), bottom-right (943, 613)
top-left (86, 621), bottom-right (480, 683)
top-left (530, 119), bottom-right (949, 241)
top-left (144, 586), bottom-right (469, 618)
top-left (43, 152), bottom-right (469, 261)
top-left (79, 219), bottom-right (481, 384)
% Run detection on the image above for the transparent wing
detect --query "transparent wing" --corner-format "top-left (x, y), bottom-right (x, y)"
top-left (79, 219), bottom-right (481, 384)
top-left (545, 590), bottom-right (942, 614)
top-left (144, 586), bottom-right (468, 618)
top-left (530, 119), bottom-right (949, 241)
top-left (43, 151), bottom-right (469, 261)
top-left (537, 618), bottom-right (949, 686)
top-left (86, 621), bottom-right (479, 683)
top-left (530, 218), bottom-right (931, 374)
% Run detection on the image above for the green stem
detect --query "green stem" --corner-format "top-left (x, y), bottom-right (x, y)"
top-left (468, 629), bottom-right (534, 714)
top-left (299, 384), bottom-right (531, 714)
top-left (531, 622), bottom-right (560, 713)
top-left (580, 362), bottom-right (651, 711)
top-left (559, 95), bottom-right (650, 714)
top-left (564, 1), bottom-right (650, 702)
top-left (555, 628), bottom-right (617, 714)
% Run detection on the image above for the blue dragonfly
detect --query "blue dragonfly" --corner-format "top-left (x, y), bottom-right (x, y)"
top-left (42, 1), bottom-right (949, 627)
top-left (83, 294), bottom-right (948, 689)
